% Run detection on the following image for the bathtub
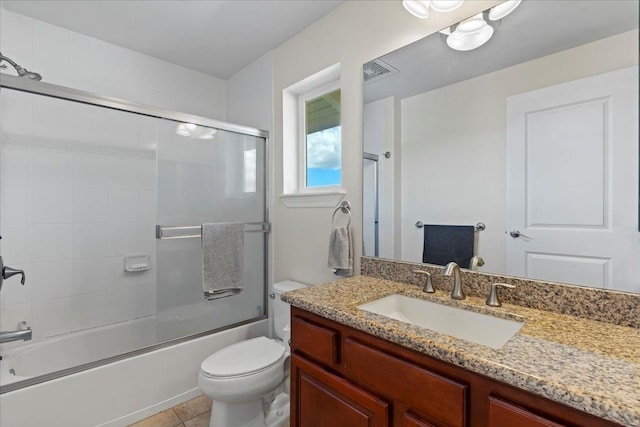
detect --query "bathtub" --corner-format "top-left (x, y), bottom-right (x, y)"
top-left (0, 319), bottom-right (268, 426)
top-left (1, 316), bottom-right (157, 386)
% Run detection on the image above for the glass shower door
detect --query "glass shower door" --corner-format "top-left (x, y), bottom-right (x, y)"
top-left (155, 119), bottom-right (266, 341)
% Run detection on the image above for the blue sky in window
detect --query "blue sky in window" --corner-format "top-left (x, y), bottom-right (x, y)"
top-left (307, 126), bottom-right (341, 187)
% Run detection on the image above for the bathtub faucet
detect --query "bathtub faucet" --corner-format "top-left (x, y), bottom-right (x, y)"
top-left (0, 321), bottom-right (32, 344)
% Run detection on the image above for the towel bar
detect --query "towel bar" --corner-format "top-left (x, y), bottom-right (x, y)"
top-left (414, 221), bottom-right (485, 231)
top-left (156, 222), bottom-right (270, 239)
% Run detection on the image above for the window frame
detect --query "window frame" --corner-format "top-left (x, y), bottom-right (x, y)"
top-left (297, 81), bottom-right (342, 193)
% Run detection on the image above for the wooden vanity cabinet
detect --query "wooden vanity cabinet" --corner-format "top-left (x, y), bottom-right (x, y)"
top-left (289, 307), bottom-right (621, 427)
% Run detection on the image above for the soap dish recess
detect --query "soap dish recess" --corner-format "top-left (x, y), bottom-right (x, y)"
top-left (124, 254), bottom-right (150, 272)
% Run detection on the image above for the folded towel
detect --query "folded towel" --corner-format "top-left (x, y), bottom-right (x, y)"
top-left (422, 224), bottom-right (474, 268)
top-left (202, 222), bottom-right (244, 300)
top-left (328, 225), bottom-right (353, 276)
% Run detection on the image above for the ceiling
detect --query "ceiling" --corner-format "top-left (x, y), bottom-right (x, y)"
top-left (1, 0), bottom-right (344, 79)
top-left (364, 0), bottom-right (639, 103)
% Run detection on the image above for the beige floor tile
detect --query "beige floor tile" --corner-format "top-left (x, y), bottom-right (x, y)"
top-left (183, 411), bottom-right (211, 427)
top-left (174, 395), bottom-right (212, 422)
top-left (128, 409), bottom-right (183, 427)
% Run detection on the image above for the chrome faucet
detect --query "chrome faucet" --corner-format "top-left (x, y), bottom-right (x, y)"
top-left (486, 283), bottom-right (516, 307)
top-left (0, 321), bottom-right (32, 344)
top-left (443, 262), bottom-right (465, 300)
top-left (412, 270), bottom-right (435, 293)
top-left (469, 256), bottom-right (485, 271)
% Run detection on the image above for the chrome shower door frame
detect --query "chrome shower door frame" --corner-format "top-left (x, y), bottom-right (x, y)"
top-left (0, 73), bottom-right (271, 393)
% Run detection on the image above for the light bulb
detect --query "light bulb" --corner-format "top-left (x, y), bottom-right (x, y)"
top-left (430, 0), bottom-right (463, 13)
top-left (446, 25), bottom-right (494, 51)
top-left (403, 0), bottom-right (430, 19)
top-left (198, 129), bottom-right (218, 140)
top-left (456, 13), bottom-right (486, 34)
top-left (488, 0), bottom-right (521, 21)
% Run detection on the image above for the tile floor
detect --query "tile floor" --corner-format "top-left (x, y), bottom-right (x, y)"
top-left (128, 394), bottom-right (212, 427)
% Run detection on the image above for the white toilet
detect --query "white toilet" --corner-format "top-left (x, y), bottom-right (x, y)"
top-left (198, 280), bottom-right (308, 427)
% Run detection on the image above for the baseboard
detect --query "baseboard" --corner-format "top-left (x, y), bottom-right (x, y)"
top-left (96, 388), bottom-right (203, 427)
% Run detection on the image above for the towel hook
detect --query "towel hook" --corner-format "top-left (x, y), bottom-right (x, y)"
top-left (332, 201), bottom-right (351, 228)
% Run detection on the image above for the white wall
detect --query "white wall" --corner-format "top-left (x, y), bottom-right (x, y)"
top-left (0, 8), bottom-right (226, 119)
top-left (400, 30), bottom-right (639, 271)
top-left (363, 96), bottom-right (400, 259)
top-left (271, 0), bottom-right (501, 284)
top-left (226, 51), bottom-right (273, 132)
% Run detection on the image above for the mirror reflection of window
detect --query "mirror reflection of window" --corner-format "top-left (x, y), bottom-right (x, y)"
top-left (244, 148), bottom-right (257, 193)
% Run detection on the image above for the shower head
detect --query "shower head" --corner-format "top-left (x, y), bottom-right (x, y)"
top-left (0, 52), bottom-right (42, 81)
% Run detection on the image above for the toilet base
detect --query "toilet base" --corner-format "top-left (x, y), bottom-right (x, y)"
top-left (210, 400), bottom-right (266, 427)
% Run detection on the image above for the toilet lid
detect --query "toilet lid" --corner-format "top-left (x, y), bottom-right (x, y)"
top-left (201, 337), bottom-right (285, 378)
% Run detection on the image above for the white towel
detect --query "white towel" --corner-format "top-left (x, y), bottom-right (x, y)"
top-left (202, 223), bottom-right (244, 300)
top-left (328, 225), bottom-right (353, 276)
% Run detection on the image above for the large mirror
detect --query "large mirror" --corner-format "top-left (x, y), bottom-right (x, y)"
top-left (362, 0), bottom-right (639, 294)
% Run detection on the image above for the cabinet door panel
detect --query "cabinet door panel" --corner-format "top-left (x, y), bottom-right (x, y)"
top-left (345, 338), bottom-right (467, 427)
top-left (404, 412), bottom-right (437, 427)
top-left (291, 354), bottom-right (388, 427)
top-left (292, 316), bottom-right (339, 367)
top-left (488, 396), bottom-right (567, 427)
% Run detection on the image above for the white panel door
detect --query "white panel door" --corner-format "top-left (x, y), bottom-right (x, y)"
top-left (506, 66), bottom-right (639, 292)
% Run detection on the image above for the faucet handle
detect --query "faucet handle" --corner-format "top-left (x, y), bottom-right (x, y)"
top-left (412, 270), bottom-right (435, 293)
top-left (486, 283), bottom-right (516, 307)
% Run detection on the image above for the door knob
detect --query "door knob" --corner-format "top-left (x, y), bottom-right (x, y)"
top-left (509, 230), bottom-right (532, 239)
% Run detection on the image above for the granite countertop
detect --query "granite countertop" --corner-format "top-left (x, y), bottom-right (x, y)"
top-left (281, 276), bottom-right (640, 427)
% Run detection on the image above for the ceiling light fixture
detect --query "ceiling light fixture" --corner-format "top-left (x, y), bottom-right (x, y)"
top-left (488, 0), bottom-right (521, 21)
top-left (438, 0), bottom-right (521, 53)
top-left (175, 123), bottom-right (218, 139)
top-left (429, 0), bottom-right (464, 13)
top-left (446, 24), bottom-right (494, 51)
top-left (402, 0), bottom-right (430, 19)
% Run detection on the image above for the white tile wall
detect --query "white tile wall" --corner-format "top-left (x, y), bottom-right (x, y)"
top-left (0, 9), bottom-right (226, 119)
top-left (0, 6), bottom-right (229, 341)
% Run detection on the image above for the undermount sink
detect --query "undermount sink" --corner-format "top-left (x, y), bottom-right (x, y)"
top-left (357, 294), bottom-right (524, 350)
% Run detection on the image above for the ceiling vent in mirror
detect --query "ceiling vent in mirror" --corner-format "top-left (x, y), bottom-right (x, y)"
top-left (363, 59), bottom-right (399, 84)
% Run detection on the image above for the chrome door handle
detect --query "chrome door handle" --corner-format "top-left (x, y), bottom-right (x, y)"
top-left (509, 230), bottom-right (532, 239)
top-left (0, 256), bottom-right (26, 290)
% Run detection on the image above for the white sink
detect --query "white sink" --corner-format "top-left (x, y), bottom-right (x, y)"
top-left (357, 294), bottom-right (524, 350)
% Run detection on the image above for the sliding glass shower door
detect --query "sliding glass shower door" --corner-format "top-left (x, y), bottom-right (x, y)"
top-left (155, 120), bottom-right (267, 341)
top-left (0, 78), bottom-right (267, 392)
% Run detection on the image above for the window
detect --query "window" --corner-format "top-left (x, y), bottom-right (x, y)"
top-left (282, 63), bottom-right (344, 205)
top-left (299, 86), bottom-right (341, 191)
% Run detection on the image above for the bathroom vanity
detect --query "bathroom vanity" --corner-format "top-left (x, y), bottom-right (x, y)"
top-left (283, 277), bottom-right (639, 427)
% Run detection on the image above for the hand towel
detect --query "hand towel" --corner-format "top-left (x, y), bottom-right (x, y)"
top-left (328, 225), bottom-right (353, 276)
top-left (202, 222), bottom-right (244, 300)
top-left (422, 224), bottom-right (474, 268)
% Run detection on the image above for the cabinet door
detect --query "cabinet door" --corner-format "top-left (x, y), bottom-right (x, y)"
top-left (404, 412), bottom-right (437, 427)
top-left (344, 338), bottom-right (467, 427)
top-left (488, 396), bottom-right (567, 427)
top-left (291, 354), bottom-right (389, 427)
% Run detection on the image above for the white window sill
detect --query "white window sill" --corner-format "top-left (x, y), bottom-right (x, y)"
top-left (280, 191), bottom-right (346, 208)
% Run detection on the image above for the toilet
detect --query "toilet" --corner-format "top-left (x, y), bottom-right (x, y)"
top-left (198, 280), bottom-right (308, 427)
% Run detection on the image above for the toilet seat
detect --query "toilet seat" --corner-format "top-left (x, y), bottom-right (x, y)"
top-left (200, 337), bottom-right (285, 379)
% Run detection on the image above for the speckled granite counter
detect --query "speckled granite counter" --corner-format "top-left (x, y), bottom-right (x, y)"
top-left (282, 276), bottom-right (640, 426)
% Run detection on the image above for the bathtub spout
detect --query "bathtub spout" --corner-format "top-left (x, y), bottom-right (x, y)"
top-left (0, 324), bottom-right (32, 343)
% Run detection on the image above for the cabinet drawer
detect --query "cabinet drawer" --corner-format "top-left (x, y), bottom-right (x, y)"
top-left (345, 338), bottom-right (467, 427)
top-left (291, 316), bottom-right (339, 367)
top-left (488, 396), bottom-right (567, 427)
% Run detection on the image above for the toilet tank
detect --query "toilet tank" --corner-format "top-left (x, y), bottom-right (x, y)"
top-left (273, 280), bottom-right (308, 341)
